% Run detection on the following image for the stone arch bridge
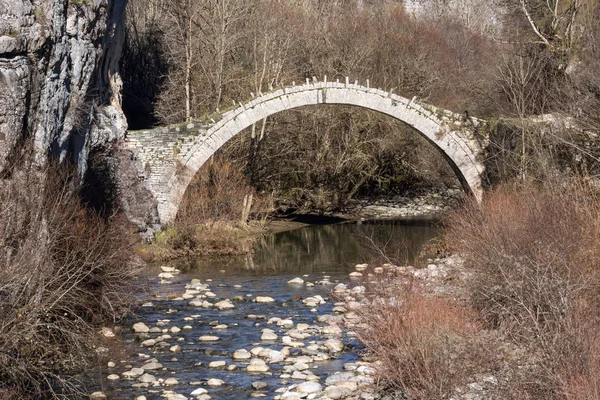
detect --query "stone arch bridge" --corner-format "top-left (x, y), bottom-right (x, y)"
top-left (125, 79), bottom-right (488, 224)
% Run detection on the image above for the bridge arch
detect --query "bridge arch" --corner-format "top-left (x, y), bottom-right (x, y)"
top-left (126, 81), bottom-right (487, 224)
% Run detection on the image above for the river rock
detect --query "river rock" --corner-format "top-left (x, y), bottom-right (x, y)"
top-left (164, 394), bottom-right (187, 400)
top-left (251, 347), bottom-right (264, 356)
top-left (323, 386), bottom-right (352, 399)
top-left (288, 329), bottom-right (310, 339)
top-left (142, 362), bottom-right (163, 370)
top-left (325, 372), bottom-right (356, 385)
top-left (170, 345), bottom-right (182, 353)
top-left (357, 365), bottom-right (375, 375)
top-left (133, 322), bottom-right (150, 333)
top-left (247, 358), bottom-right (269, 373)
top-left (323, 325), bottom-right (343, 335)
top-left (100, 327), bottom-right (115, 337)
top-left (293, 362), bottom-right (310, 371)
top-left (296, 323), bottom-right (310, 331)
top-left (190, 388), bottom-right (208, 396)
top-left (215, 300), bottom-right (235, 310)
top-left (266, 349), bottom-right (285, 363)
top-left (355, 263), bottom-right (368, 270)
top-left (107, 374), bottom-right (120, 381)
top-left (164, 377), bottom-right (179, 386)
top-left (189, 300), bottom-right (212, 308)
top-left (349, 272), bottom-right (363, 278)
top-left (324, 339), bottom-right (344, 353)
top-left (233, 349), bottom-right (252, 360)
top-left (279, 393), bottom-right (302, 399)
top-left (296, 381), bottom-right (322, 393)
top-left (336, 381), bottom-right (358, 391)
top-left (333, 283), bottom-right (347, 292)
top-left (138, 373), bottom-right (156, 383)
top-left (277, 319), bottom-right (294, 328)
top-left (209, 360), bottom-right (226, 368)
top-left (122, 368), bottom-right (145, 378)
top-left (199, 335), bottom-right (220, 341)
top-left (255, 296), bottom-right (275, 303)
top-left (207, 378), bottom-right (224, 386)
top-left (261, 329), bottom-right (278, 341)
top-left (351, 286), bottom-right (366, 294)
top-left (288, 277), bottom-right (304, 284)
top-left (290, 371), bottom-right (307, 380)
top-left (252, 381), bottom-right (268, 390)
top-left (90, 392), bottom-right (107, 399)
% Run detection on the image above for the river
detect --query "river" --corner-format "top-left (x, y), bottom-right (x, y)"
top-left (103, 220), bottom-right (441, 400)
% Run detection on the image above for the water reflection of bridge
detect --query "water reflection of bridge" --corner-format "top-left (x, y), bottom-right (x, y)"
top-left (169, 222), bottom-right (442, 276)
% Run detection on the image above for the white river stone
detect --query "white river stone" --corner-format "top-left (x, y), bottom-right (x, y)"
top-left (199, 335), bottom-right (219, 341)
top-left (233, 349), bottom-right (252, 360)
top-left (132, 322), bottom-right (150, 333)
top-left (296, 381), bottom-right (323, 393)
top-left (255, 296), bottom-right (275, 303)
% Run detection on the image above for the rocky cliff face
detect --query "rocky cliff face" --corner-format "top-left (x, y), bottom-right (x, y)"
top-left (0, 0), bottom-right (127, 175)
top-left (0, 0), bottom-right (160, 232)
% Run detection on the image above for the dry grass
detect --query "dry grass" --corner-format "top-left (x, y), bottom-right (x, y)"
top-left (0, 163), bottom-right (138, 398)
top-left (446, 179), bottom-right (600, 399)
top-left (140, 156), bottom-right (272, 261)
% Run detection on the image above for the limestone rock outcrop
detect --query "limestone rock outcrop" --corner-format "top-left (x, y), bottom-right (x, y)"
top-left (0, 0), bottom-right (128, 173)
top-left (0, 0), bottom-right (160, 233)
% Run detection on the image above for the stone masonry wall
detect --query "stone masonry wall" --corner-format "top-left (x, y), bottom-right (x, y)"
top-left (126, 80), bottom-right (488, 224)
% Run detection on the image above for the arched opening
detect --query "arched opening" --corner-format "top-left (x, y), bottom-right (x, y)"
top-left (175, 104), bottom-right (464, 226)
top-left (127, 83), bottom-right (485, 223)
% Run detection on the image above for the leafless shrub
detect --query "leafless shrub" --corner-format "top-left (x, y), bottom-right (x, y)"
top-left (446, 179), bottom-right (600, 398)
top-left (177, 155), bottom-right (272, 228)
top-left (356, 280), bottom-right (490, 398)
top-left (0, 162), bottom-right (138, 398)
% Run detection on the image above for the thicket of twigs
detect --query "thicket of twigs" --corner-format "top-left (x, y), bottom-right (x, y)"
top-left (355, 178), bottom-right (600, 399)
top-left (446, 180), bottom-right (600, 399)
top-left (0, 163), bottom-right (138, 398)
top-left (356, 282), bottom-right (488, 398)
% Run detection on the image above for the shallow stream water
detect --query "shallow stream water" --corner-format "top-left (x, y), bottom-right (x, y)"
top-left (105, 221), bottom-right (441, 399)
